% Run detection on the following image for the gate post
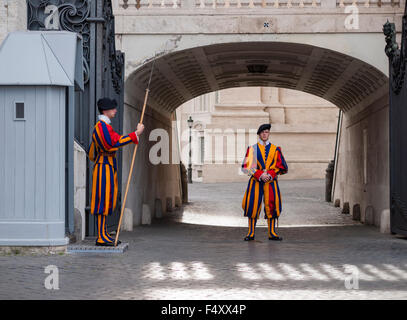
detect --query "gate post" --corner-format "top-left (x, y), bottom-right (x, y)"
top-left (383, 13), bottom-right (407, 236)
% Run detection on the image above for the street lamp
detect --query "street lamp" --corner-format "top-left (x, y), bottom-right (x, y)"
top-left (187, 116), bottom-right (193, 183)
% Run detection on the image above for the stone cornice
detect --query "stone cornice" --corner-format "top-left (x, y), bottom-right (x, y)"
top-left (115, 12), bottom-right (404, 34)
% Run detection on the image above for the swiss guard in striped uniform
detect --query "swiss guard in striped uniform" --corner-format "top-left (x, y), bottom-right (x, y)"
top-left (241, 124), bottom-right (288, 241)
top-left (88, 98), bottom-right (144, 246)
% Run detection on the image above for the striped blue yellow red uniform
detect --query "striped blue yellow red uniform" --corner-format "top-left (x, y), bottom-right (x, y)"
top-left (88, 119), bottom-right (138, 244)
top-left (241, 142), bottom-right (288, 238)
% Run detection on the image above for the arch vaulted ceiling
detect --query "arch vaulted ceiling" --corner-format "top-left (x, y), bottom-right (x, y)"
top-left (125, 41), bottom-right (388, 114)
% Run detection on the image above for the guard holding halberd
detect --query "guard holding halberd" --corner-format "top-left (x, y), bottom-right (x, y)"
top-left (87, 97), bottom-right (144, 246)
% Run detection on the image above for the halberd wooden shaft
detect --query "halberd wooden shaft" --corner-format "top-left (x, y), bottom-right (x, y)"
top-left (115, 88), bottom-right (149, 246)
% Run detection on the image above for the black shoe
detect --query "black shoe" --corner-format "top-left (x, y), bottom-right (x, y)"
top-left (244, 236), bottom-right (255, 241)
top-left (95, 241), bottom-right (114, 247)
top-left (269, 236), bottom-right (283, 241)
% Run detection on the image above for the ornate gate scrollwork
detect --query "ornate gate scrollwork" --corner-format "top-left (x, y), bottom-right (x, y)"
top-left (27, 0), bottom-right (124, 94)
top-left (28, 0), bottom-right (92, 84)
top-left (101, 1), bottom-right (124, 94)
top-left (383, 5), bottom-right (407, 95)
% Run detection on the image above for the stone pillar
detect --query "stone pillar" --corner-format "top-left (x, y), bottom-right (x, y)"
top-left (352, 204), bottom-right (361, 221)
top-left (122, 208), bottom-right (134, 231)
top-left (155, 198), bottom-right (163, 218)
top-left (365, 206), bottom-right (375, 225)
top-left (342, 202), bottom-right (350, 214)
top-left (142, 204), bottom-right (152, 225)
top-left (380, 209), bottom-right (390, 233)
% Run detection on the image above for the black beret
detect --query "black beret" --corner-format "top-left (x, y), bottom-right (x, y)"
top-left (257, 123), bottom-right (271, 135)
top-left (97, 97), bottom-right (118, 111)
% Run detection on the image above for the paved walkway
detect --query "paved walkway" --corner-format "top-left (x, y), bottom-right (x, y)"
top-left (1, 180), bottom-right (407, 300)
top-left (179, 179), bottom-right (359, 227)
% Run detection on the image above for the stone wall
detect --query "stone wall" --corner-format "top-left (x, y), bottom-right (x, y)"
top-left (332, 93), bottom-right (390, 229)
top-left (122, 101), bottom-right (183, 226)
top-left (74, 141), bottom-right (86, 241)
top-left (0, 0), bottom-right (27, 45)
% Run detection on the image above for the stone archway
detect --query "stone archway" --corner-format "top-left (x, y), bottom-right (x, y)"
top-left (121, 41), bottom-right (389, 229)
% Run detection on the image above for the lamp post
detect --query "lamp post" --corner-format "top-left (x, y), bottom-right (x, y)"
top-left (187, 116), bottom-right (193, 183)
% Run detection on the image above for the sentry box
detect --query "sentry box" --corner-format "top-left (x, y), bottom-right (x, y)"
top-left (0, 31), bottom-right (83, 246)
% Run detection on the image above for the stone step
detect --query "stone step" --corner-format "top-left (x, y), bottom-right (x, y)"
top-left (67, 239), bottom-right (129, 254)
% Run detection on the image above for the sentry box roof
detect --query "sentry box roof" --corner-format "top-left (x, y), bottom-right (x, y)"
top-left (0, 30), bottom-right (83, 90)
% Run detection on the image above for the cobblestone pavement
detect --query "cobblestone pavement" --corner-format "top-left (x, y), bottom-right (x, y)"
top-left (1, 180), bottom-right (407, 300)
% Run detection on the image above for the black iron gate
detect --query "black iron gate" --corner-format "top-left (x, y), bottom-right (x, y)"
top-left (27, 0), bottom-right (125, 237)
top-left (384, 8), bottom-right (407, 236)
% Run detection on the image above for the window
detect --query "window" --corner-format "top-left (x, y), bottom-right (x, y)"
top-left (200, 136), bottom-right (205, 164)
top-left (15, 102), bottom-right (25, 121)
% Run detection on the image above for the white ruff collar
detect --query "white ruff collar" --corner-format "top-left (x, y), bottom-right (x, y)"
top-left (98, 114), bottom-right (111, 124)
top-left (258, 140), bottom-right (270, 146)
